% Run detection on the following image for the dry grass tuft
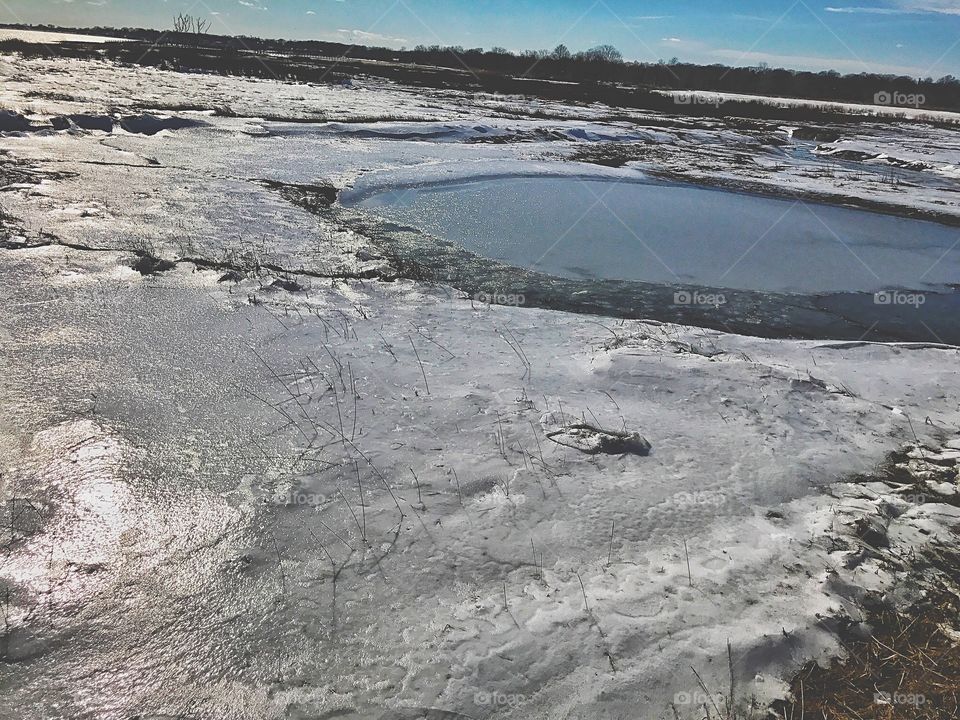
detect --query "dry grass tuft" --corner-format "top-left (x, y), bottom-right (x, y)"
top-left (773, 541), bottom-right (960, 720)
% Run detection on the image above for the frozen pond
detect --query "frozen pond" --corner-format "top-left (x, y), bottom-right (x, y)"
top-left (344, 176), bottom-right (960, 295)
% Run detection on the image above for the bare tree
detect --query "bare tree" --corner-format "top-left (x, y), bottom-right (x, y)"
top-left (579, 44), bottom-right (623, 64)
top-left (173, 13), bottom-right (191, 33)
top-left (173, 13), bottom-right (211, 34)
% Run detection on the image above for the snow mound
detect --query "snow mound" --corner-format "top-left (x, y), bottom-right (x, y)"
top-left (309, 120), bottom-right (665, 144)
top-left (68, 114), bottom-right (114, 132)
top-left (0, 110), bottom-right (32, 132)
top-left (317, 121), bottom-right (512, 142)
top-left (118, 114), bottom-right (204, 135)
top-left (9, 114), bottom-right (201, 135)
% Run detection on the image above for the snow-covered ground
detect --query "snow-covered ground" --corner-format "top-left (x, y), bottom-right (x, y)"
top-left (656, 88), bottom-right (960, 124)
top-left (1, 46), bottom-right (959, 720)
top-left (0, 29), bottom-right (129, 45)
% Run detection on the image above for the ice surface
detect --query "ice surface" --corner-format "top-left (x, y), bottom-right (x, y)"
top-left (0, 44), bottom-right (959, 720)
top-left (346, 174), bottom-right (960, 294)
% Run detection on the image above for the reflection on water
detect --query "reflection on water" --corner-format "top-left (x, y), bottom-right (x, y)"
top-left (2, 422), bottom-right (131, 593)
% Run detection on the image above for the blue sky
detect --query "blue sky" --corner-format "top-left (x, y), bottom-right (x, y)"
top-left (9, 1), bottom-right (960, 77)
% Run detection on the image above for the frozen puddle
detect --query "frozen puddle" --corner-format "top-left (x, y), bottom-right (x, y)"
top-left (343, 175), bottom-right (960, 295)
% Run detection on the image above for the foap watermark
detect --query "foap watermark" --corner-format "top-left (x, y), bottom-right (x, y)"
top-left (874, 690), bottom-right (926, 708)
top-left (474, 691), bottom-right (526, 707)
top-left (473, 92), bottom-right (530, 103)
top-left (673, 490), bottom-right (728, 509)
top-left (471, 91), bottom-right (546, 113)
top-left (874, 290), bottom-right (925, 308)
top-left (874, 90), bottom-right (925, 108)
top-left (674, 691), bottom-right (725, 707)
top-left (475, 290), bottom-right (526, 307)
top-left (237, 473), bottom-right (330, 508)
top-left (272, 490), bottom-right (328, 507)
top-left (674, 290), bottom-right (727, 308)
top-left (674, 91), bottom-right (726, 108)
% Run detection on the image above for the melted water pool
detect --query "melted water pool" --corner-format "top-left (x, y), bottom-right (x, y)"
top-left (344, 176), bottom-right (960, 295)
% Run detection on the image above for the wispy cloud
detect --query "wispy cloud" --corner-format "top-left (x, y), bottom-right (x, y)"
top-left (657, 34), bottom-right (924, 74)
top-left (900, 0), bottom-right (960, 12)
top-left (332, 28), bottom-right (408, 46)
top-left (824, 5), bottom-right (909, 13)
top-left (710, 46), bottom-right (924, 74)
top-left (826, 1), bottom-right (960, 14)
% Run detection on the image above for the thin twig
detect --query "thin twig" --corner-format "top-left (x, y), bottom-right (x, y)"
top-left (576, 572), bottom-right (590, 613)
top-left (408, 335), bottom-right (430, 395)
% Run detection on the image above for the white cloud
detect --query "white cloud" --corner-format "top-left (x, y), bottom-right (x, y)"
top-left (900, 0), bottom-right (960, 12)
top-left (710, 46), bottom-right (924, 75)
top-left (824, 6), bottom-right (909, 13)
top-left (826, 1), bottom-right (960, 14)
top-left (657, 34), bottom-right (924, 74)
top-left (331, 29), bottom-right (408, 47)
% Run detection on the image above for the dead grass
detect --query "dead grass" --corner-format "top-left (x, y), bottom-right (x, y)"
top-left (773, 539), bottom-right (960, 720)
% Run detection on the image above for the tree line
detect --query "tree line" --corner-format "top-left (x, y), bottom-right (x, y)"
top-left (5, 21), bottom-right (960, 110)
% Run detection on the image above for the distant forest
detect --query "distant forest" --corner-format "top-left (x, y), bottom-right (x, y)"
top-left (5, 22), bottom-right (960, 111)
